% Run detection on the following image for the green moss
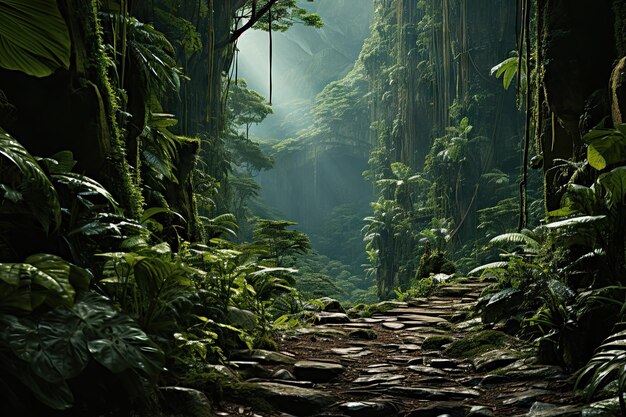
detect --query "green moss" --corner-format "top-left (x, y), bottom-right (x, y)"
top-left (254, 335), bottom-right (278, 351)
top-left (422, 335), bottom-right (454, 350)
top-left (443, 330), bottom-right (511, 359)
top-left (84, 0), bottom-right (143, 217)
top-left (178, 369), bottom-right (273, 412)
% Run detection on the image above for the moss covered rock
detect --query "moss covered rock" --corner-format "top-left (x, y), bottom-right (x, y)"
top-left (443, 330), bottom-right (511, 359)
top-left (422, 335), bottom-right (454, 351)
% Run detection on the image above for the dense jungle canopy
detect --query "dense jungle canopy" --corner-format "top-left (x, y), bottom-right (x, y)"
top-left (1, 0), bottom-right (626, 416)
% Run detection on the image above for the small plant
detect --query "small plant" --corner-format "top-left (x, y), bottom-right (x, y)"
top-left (393, 277), bottom-right (437, 301)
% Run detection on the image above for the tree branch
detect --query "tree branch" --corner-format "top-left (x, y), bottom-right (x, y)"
top-left (216, 0), bottom-right (280, 49)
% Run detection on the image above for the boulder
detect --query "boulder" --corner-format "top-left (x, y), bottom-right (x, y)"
top-left (293, 360), bottom-right (344, 382)
top-left (230, 349), bottom-right (297, 365)
top-left (467, 405), bottom-right (495, 417)
top-left (159, 387), bottom-right (214, 417)
top-left (481, 288), bottom-right (524, 324)
top-left (348, 328), bottom-right (377, 340)
top-left (272, 368), bottom-right (296, 381)
top-left (314, 312), bottom-right (351, 324)
top-left (251, 382), bottom-right (337, 416)
top-left (338, 401), bottom-right (399, 417)
top-left (472, 349), bottom-right (520, 372)
top-left (226, 306), bottom-right (257, 331)
top-left (317, 297), bottom-right (346, 313)
top-left (422, 335), bottom-right (454, 350)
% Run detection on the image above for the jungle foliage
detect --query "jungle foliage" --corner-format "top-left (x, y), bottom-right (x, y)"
top-left (2, 0), bottom-right (626, 414)
top-left (0, 0), bottom-right (322, 415)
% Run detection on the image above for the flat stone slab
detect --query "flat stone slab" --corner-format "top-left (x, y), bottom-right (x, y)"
top-left (436, 286), bottom-right (479, 296)
top-left (473, 349), bottom-right (520, 372)
top-left (251, 382), bottom-right (337, 416)
top-left (454, 318), bottom-right (483, 330)
top-left (295, 327), bottom-right (347, 338)
top-left (293, 360), bottom-right (344, 382)
top-left (395, 314), bottom-right (450, 323)
top-left (428, 358), bottom-right (459, 368)
top-left (230, 349), bottom-right (297, 365)
top-left (407, 365), bottom-right (447, 376)
top-left (384, 309), bottom-right (452, 319)
top-left (390, 386), bottom-right (481, 400)
top-left (324, 323), bottom-right (373, 329)
top-left (353, 373), bottom-right (406, 384)
top-left (338, 401), bottom-right (399, 417)
top-left (355, 317), bottom-right (385, 323)
top-left (382, 322), bottom-right (405, 330)
top-left (314, 312), bottom-right (351, 324)
top-left (365, 366), bottom-right (401, 374)
top-left (527, 402), bottom-right (581, 417)
top-left (369, 316), bottom-right (398, 322)
top-left (330, 347), bottom-right (374, 358)
top-left (501, 389), bottom-right (551, 407)
top-left (331, 347), bottom-right (364, 355)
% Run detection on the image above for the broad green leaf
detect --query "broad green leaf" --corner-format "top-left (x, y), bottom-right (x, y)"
top-left (491, 57), bottom-right (521, 90)
top-left (0, 0), bottom-right (71, 77)
top-left (0, 352), bottom-right (74, 409)
top-left (0, 262), bottom-right (73, 311)
top-left (0, 129), bottom-right (61, 233)
top-left (140, 206), bottom-right (185, 224)
top-left (26, 254), bottom-right (76, 307)
top-left (598, 167), bottom-right (626, 209)
top-left (33, 316), bottom-right (89, 382)
top-left (51, 172), bottom-right (118, 207)
top-left (584, 127), bottom-right (626, 170)
top-left (88, 315), bottom-right (164, 380)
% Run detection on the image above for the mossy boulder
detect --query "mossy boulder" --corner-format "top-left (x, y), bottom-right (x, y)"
top-left (317, 297), bottom-right (346, 313)
top-left (159, 387), bottom-right (214, 417)
top-left (422, 335), bottom-right (454, 350)
top-left (417, 251), bottom-right (456, 279)
top-left (443, 330), bottom-right (511, 359)
top-left (480, 288), bottom-right (524, 324)
top-left (349, 328), bottom-right (378, 340)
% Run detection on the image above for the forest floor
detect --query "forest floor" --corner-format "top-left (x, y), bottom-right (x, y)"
top-left (216, 279), bottom-right (588, 417)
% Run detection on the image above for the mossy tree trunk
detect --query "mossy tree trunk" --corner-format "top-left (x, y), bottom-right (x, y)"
top-left (0, 0), bottom-right (141, 217)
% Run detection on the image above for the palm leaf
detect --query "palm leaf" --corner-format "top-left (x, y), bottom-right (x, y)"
top-left (489, 232), bottom-right (539, 248)
top-left (543, 215), bottom-right (606, 229)
top-left (468, 261), bottom-right (510, 276)
top-left (577, 328), bottom-right (626, 400)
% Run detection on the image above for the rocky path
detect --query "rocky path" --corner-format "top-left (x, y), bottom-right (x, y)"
top-left (219, 279), bottom-right (593, 417)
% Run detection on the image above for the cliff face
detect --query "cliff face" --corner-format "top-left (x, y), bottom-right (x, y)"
top-left (535, 0), bottom-right (626, 210)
